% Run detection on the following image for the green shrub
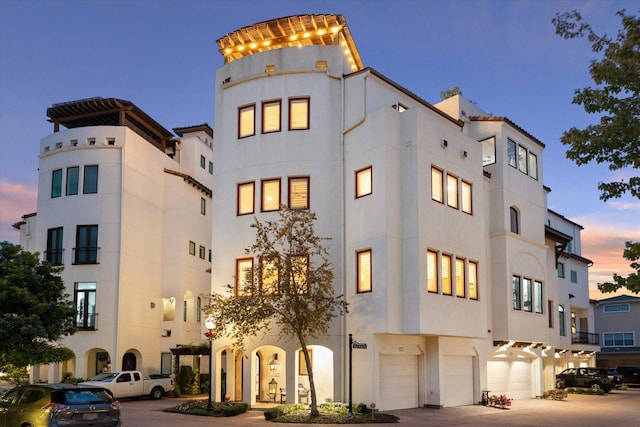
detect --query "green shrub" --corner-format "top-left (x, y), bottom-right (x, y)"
top-left (164, 400), bottom-right (248, 417)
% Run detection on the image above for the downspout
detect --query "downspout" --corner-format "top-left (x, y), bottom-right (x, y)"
top-left (113, 143), bottom-right (124, 370)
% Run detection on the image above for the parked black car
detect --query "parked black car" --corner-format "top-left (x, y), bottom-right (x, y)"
top-left (0, 383), bottom-right (121, 427)
top-left (555, 367), bottom-right (622, 392)
top-left (616, 366), bottom-right (640, 386)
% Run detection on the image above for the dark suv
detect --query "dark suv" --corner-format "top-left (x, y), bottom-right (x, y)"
top-left (0, 383), bottom-right (121, 426)
top-left (616, 366), bottom-right (640, 386)
top-left (555, 367), bottom-right (622, 392)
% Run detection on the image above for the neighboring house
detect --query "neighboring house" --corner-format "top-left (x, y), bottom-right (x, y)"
top-left (13, 98), bottom-right (213, 382)
top-left (207, 14), bottom-right (598, 410)
top-left (13, 13), bottom-right (598, 410)
top-left (594, 295), bottom-right (640, 367)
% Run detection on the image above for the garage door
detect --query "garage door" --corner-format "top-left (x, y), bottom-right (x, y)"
top-left (379, 354), bottom-right (419, 410)
top-left (487, 359), bottom-right (532, 399)
top-left (442, 356), bottom-right (474, 406)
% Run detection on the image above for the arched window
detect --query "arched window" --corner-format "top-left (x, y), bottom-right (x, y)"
top-left (558, 305), bottom-right (566, 336)
top-left (510, 206), bottom-right (520, 234)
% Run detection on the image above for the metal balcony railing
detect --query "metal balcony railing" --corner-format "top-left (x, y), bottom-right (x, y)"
top-left (72, 247), bottom-right (100, 264)
top-left (572, 332), bottom-right (599, 345)
top-left (76, 312), bottom-right (98, 330)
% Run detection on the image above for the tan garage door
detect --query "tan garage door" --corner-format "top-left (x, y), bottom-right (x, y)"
top-left (443, 356), bottom-right (474, 406)
top-left (379, 354), bottom-right (419, 410)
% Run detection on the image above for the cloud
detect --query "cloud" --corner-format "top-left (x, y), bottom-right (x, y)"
top-left (0, 180), bottom-right (37, 244)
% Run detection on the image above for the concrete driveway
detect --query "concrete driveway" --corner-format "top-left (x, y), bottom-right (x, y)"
top-left (120, 388), bottom-right (640, 426)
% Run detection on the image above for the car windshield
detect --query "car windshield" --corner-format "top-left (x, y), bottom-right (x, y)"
top-left (53, 389), bottom-right (114, 405)
top-left (90, 373), bottom-right (118, 382)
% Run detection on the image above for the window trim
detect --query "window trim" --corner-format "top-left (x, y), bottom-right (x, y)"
top-left (602, 331), bottom-right (635, 347)
top-left (46, 227), bottom-right (64, 265)
top-left (512, 275), bottom-right (522, 310)
top-left (201, 197), bottom-right (206, 215)
top-left (74, 224), bottom-right (98, 264)
top-left (51, 168), bottom-right (62, 198)
top-left (446, 173), bottom-right (459, 209)
top-left (442, 253), bottom-right (453, 296)
top-left (461, 180), bottom-right (472, 215)
top-left (238, 103), bottom-right (256, 139)
top-left (288, 97), bottom-right (310, 131)
top-left (427, 249), bottom-right (438, 293)
top-left (455, 257), bottom-right (465, 298)
top-left (237, 181), bottom-right (255, 215)
top-left (262, 99), bottom-right (282, 134)
top-left (356, 249), bottom-right (372, 293)
top-left (468, 260), bottom-right (478, 300)
top-left (236, 257), bottom-right (254, 297)
top-left (510, 206), bottom-right (520, 234)
top-left (261, 178), bottom-right (281, 212)
top-left (260, 256), bottom-right (280, 296)
top-left (523, 278), bottom-right (533, 312)
top-left (603, 303), bottom-right (630, 313)
top-left (74, 281), bottom-right (97, 330)
top-left (355, 166), bottom-right (373, 198)
top-left (66, 166), bottom-right (79, 196)
top-left (431, 166), bottom-right (444, 204)
top-left (288, 176), bottom-right (310, 209)
top-left (189, 241), bottom-right (196, 256)
top-left (83, 165), bottom-right (98, 194)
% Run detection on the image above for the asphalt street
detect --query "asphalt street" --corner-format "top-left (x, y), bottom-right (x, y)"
top-left (120, 387), bottom-right (640, 426)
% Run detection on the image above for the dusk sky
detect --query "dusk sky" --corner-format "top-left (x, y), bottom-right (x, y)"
top-left (1, 0), bottom-right (638, 298)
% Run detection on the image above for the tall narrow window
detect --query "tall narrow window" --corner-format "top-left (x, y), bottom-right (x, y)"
top-left (51, 169), bottom-right (62, 198)
top-left (510, 206), bottom-right (519, 234)
top-left (291, 255), bottom-right (309, 294)
top-left (468, 261), bottom-right (478, 300)
top-left (518, 145), bottom-right (528, 174)
top-left (200, 155), bottom-right (206, 169)
top-left (442, 254), bottom-right (452, 295)
top-left (262, 100), bottom-right (281, 133)
top-left (236, 258), bottom-right (253, 296)
top-left (559, 305), bottom-right (566, 336)
top-left (446, 174), bottom-right (458, 209)
top-left (208, 161), bottom-right (213, 174)
top-left (557, 262), bottom-right (565, 278)
top-left (431, 167), bottom-right (444, 203)
top-left (534, 281), bottom-right (543, 313)
top-left (199, 245), bottom-right (205, 259)
top-left (355, 166), bottom-right (373, 198)
top-left (480, 136), bottom-right (496, 166)
top-left (507, 139), bottom-right (517, 168)
top-left (196, 297), bottom-right (201, 322)
top-left (571, 311), bottom-right (577, 334)
top-left (570, 270), bottom-right (577, 283)
top-left (289, 176), bottom-right (309, 209)
top-left (523, 278), bottom-right (532, 312)
top-left (66, 166), bottom-right (79, 196)
top-left (427, 250), bottom-right (438, 293)
top-left (237, 182), bottom-right (255, 215)
top-left (455, 257), bottom-right (465, 298)
top-left (46, 227), bottom-right (63, 265)
top-left (261, 178), bottom-right (281, 212)
top-left (238, 104), bottom-right (255, 138)
top-left (512, 275), bottom-right (521, 310)
top-left (75, 282), bottom-right (97, 329)
top-left (189, 241), bottom-right (196, 255)
top-left (83, 165), bottom-right (98, 194)
top-left (260, 256), bottom-right (279, 296)
top-left (357, 250), bottom-right (372, 293)
top-left (461, 180), bottom-right (472, 214)
top-left (528, 152), bottom-right (538, 179)
top-left (548, 300), bottom-right (554, 327)
top-left (201, 198), bottom-right (206, 215)
top-left (75, 225), bottom-right (98, 264)
top-left (289, 97), bottom-right (310, 130)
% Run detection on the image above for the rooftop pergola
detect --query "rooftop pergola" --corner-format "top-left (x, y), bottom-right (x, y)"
top-left (216, 14), bottom-right (364, 71)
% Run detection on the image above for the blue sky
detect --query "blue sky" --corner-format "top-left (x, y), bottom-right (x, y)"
top-left (1, 0), bottom-right (638, 297)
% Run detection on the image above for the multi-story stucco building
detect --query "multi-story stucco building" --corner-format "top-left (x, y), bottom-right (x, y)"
top-left (207, 14), bottom-right (598, 410)
top-left (14, 98), bottom-right (214, 381)
top-left (594, 294), bottom-right (640, 367)
top-left (15, 14), bottom-right (598, 410)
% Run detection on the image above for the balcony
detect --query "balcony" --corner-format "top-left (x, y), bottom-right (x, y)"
top-left (572, 332), bottom-right (599, 345)
top-left (72, 246), bottom-right (100, 264)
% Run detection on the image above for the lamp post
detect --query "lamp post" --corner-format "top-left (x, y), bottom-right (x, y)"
top-left (204, 314), bottom-right (216, 412)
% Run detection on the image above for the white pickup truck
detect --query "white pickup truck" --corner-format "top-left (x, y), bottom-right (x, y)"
top-left (81, 371), bottom-right (174, 399)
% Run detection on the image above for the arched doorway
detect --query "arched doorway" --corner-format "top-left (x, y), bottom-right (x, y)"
top-left (122, 352), bottom-right (136, 371)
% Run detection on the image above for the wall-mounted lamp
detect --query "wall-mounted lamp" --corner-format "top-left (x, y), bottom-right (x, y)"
top-left (265, 65), bottom-right (276, 73)
top-left (268, 354), bottom-right (280, 372)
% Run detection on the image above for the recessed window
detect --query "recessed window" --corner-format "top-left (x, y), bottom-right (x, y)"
top-left (260, 256), bottom-right (279, 296)
top-left (74, 282), bottom-right (97, 329)
top-left (510, 206), bottom-right (520, 234)
top-left (480, 136), bottom-right (496, 166)
top-left (208, 161), bottom-right (213, 175)
top-left (289, 176), bottom-right (309, 209)
top-left (446, 174), bottom-right (458, 209)
top-left (262, 100), bottom-right (281, 133)
top-left (528, 152), bottom-right (538, 180)
top-left (199, 245), bottom-right (205, 259)
top-left (55, 142), bottom-right (63, 150)
top-left (200, 155), bottom-right (206, 169)
top-left (83, 165), bottom-right (98, 194)
top-left (461, 180), bottom-right (472, 214)
top-left (603, 303), bottom-right (630, 313)
top-left (292, 255), bottom-right (309, 294)
top-left (106, 138), bottom-right (115, 146)
top-left (201, 197), bottom-right (206, 215)
top-left (88, 138), bottom-right (96, 146)
top-left (51, 169), bottom-right (62, 198)
top-left (289, 97), bottom-right (310, 130)
top-left (66, 166), bottom-right (79, 196)
top-left (518, 145), bottom-right (528, 174)
top-left (46, 227), bottom-right (64, 265)
top-left (237, 182), bottom-right (255, 215)
top-left (261, 178), bottom-right (281, 212)
top-left (236, 258), bottom-right (254, 296)
top-left (189, 241), bottom-right (196, 255)
top-left (603, 332), bottom-right (635, 347)
top-left (523, 278), bottom-right (532, 312)
top-left (75, 225), bottom-right (98, 264)
top-left (507, 139), bottom-right (517, 168)
top-left (431, 167), bottom-right (443, 203)
top-left (355, 166), bottom-right (372, 198)
top-left (70, 139), bottom-right (78, 147)
top-left (442, 254), bottom-right (452, 295)
top-left (512, 275), bottom-right (521, 310)
top-left (455, 258), bottom-right (465, 298)
top-left (356, 249), bottom-right (372, 293)
top-left (469, 261), bottom-right (478, 300)
top-left (534, 281), bottom-right (543, 313)
top-left (427, 250), bottom-right (438, 293)
top-left (557, 262), bottom-right (565, 278)
top-left (238, 104), bottom-right (256, 138)
top-left (570, 270), bottom-right (577, 283)
top-left (559, 305), bottom-right (566, 336)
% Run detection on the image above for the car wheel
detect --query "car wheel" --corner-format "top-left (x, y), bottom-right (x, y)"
top-left (556, 379), bottom-right (566, 389)
top-left (150, 386), bottom-right (164, 400)
top-left (589, 382), bottom-right (603, 391)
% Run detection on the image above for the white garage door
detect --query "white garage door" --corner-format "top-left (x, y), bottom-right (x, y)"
top-left (443, 356), bottom-right (474, 406)
top-left (487, 359), bottom-right (532, 399)
top-left (379, 354), bottom-right (419, 410)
